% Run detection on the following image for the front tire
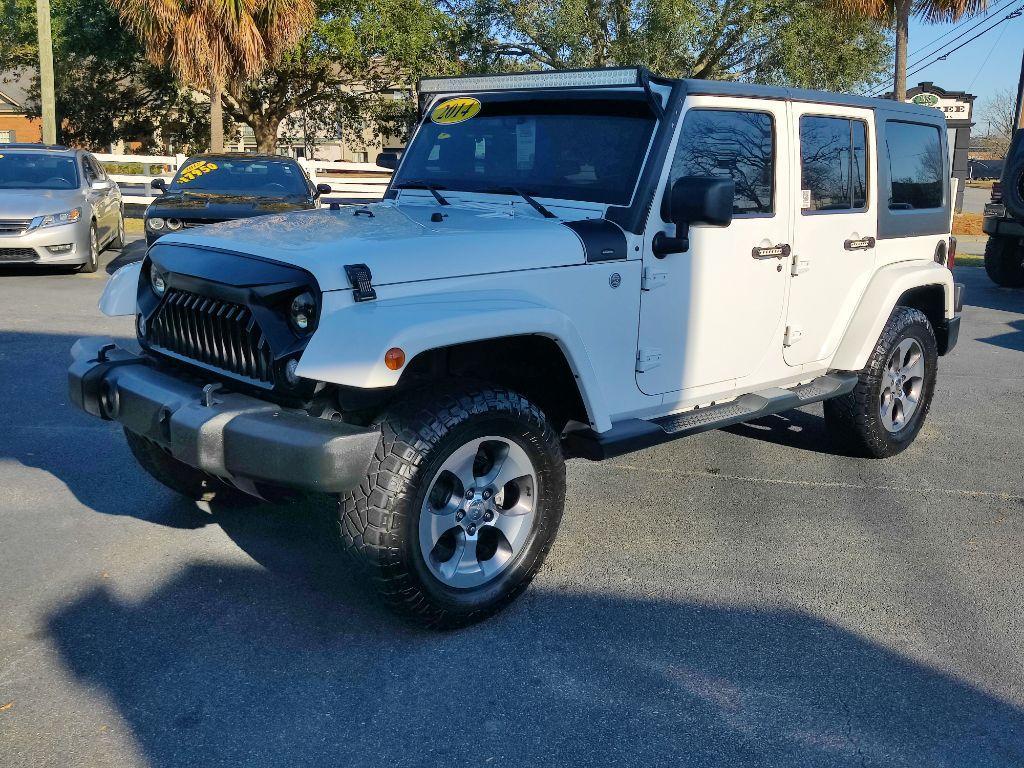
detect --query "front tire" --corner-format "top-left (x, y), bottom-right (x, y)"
top-left (984, 235), bottom-right (1024, 288)
top-left (76, 222), bottom-right (100, 273)
top-left (824, 307), bottom-right (938, 458)
top-left (109, 208), bottom-right (126, 250)
top-left (338, 386), bottom-right (566, 628)
top-left (124, 428), bottom-right (256, 506)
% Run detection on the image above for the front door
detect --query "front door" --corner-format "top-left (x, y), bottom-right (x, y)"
top-left (636, 96), bottom-right (792, 396)
top-left (784, 105), bottom-right (877, 366)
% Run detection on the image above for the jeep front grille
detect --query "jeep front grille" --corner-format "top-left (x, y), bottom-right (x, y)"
top-left (148, 289), bottom-right (274, 384)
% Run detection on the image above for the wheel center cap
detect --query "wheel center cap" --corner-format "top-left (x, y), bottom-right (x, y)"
top-left (467, 501), bottom-right (484, 522)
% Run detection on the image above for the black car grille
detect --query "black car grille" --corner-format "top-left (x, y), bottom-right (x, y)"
top-left (182, 219), bottom-right (226, 228)
top-left (147, 288), bottom-right (274, 384)
top-left (0, 247), bottom-right (37, 261)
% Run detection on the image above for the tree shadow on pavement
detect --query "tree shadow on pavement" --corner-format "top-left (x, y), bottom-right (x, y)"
top-left (45, 558), bottom-right (1024, 768)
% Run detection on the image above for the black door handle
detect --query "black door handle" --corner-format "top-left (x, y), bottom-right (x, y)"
top-left (844, 236), bottom-right (875, 251)
top-left (751, 244), bottom-right (791, 259)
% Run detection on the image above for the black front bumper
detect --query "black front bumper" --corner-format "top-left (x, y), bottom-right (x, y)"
top-left (68, 337), bottom-right (378, 494)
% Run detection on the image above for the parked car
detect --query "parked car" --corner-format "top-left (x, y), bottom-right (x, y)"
top-left (982, 129), bottom-right (1024, 287)
top-left (0, 143), bottom-right (124, 272)
top-left (70, 68), bottom-right (962, 628)
top-left (145, 153), bottom-right (328, 245)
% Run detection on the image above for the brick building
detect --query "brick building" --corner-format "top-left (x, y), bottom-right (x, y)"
top-left (0, 69), bottom-right (42, 144)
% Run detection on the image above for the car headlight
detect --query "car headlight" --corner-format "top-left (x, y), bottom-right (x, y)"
top-left (147, 217), bottom-right (165, 230)
top-left (31, 207), bottom-right (81, 229)
top-left (166, 218), bottom-right (182, 231)
top-left (289, 292), bottom-right (317, 332)
top-left (150, 264), bottom-right (167, 297)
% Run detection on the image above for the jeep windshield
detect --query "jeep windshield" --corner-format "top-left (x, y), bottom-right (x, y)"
top-left (0, 153), bottom-right (80, 190)
top-left (394, 93), bottom-right (657, 206)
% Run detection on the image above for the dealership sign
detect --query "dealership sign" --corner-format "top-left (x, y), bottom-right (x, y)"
top-left (908, 92), bottom-right (972, 120)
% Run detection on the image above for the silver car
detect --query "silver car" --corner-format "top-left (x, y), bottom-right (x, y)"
top-left (0, 144), bottom-right (125, 273)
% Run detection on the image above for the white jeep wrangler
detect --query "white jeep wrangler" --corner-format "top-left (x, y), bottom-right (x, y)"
top-left (70, 68), bottom-right (963, 627)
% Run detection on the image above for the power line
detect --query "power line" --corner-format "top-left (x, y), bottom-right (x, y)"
top-left (871, 0), bottom-right (1021, 95)
top-left (905, 0), bottom-right (1017, 62)
top-left (870, 6), bottom-right (1024, 96)
top-left (966, 21), bottom-right (1007, 90)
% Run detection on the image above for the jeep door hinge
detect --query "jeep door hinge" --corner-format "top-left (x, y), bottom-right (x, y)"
top-left (641, 268), bottom-right (668, 291)
top-left (636, 348), bottom-right (663, 372)
top-left (791, 255), bottom-right (810, 276)
top-left (783, 325), bottom-right (804, 346)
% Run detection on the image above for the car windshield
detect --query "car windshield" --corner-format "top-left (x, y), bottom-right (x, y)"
top-left (0, 153), bottom-right (80, 190)
top-left (394, 95), bottom-right (658, 206)
top-left (169, 157), bottom-right (309, 195)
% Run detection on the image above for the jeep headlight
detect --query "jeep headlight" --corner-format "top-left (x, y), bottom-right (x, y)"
top-left (31, 207), bottom-right (81, 229)
top-left (289, 292), bottom-right (316, 332)
top-left (150, 264), bottom-right (167, 297)
top-left (147, 217), bottom-right (165, 231)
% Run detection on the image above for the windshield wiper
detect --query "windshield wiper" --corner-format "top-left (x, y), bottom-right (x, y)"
top-left (479, 186), bottom-right (557, 219)
top-left (393, 179), bottom-right (450, 206)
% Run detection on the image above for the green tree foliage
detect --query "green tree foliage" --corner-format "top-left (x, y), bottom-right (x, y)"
top-left (222, 0), bottom-right (460, 152)
top-left (454, 0), bottom-right (890, 91)
top-left (0, 0), bottom-right (211, 151)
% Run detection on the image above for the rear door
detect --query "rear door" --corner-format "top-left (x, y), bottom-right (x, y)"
top-left (785, 105), bottom-right (876, 365)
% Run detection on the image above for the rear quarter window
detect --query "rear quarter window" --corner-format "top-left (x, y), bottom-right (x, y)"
top-left (885, 121), bottom-right (944, 210)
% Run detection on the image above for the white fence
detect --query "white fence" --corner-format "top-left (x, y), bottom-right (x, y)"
top-left (94, 153), bottom-right (393, 206)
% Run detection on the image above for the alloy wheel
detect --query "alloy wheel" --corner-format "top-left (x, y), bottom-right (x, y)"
top-left (879, 338), bottom-right (925, 433)
top-left (419, 436), bottom-right (538, 589)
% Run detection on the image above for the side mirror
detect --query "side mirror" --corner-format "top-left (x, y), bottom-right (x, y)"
top-left (151, 178), bottom-right (167, 193)
top-left (375, 152), bottom-right (398, 170)
top-left (314, 183), bottom-right (333, 198)
top-left (91, 179), bottom-right (112, 191)
top-left (653, 176), bottom-right (735, 257)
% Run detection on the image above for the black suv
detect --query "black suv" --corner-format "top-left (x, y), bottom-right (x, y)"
top-left (983, 129), bottom-right (1024, 287)
top-left (145, 153), bottom-right (330, 245)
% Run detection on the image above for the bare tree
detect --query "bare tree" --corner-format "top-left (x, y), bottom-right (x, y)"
top-left (978, 87), bottom-right (1017, 157)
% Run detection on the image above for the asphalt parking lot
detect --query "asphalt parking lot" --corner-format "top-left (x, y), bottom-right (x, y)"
top-left (1, 248), bottom-right (1023, 767)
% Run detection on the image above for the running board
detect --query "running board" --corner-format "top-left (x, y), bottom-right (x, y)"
top-left (564, 373), bottom-right (858, 461)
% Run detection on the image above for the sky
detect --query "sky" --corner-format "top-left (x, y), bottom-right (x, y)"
top-left (883, 3), bottom-right (1024, 121)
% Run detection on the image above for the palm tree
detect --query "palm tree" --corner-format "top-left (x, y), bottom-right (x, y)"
top-left (112, 0), bottom-right (314, 151)
top-left (834, 0), bottom-right (987, 101)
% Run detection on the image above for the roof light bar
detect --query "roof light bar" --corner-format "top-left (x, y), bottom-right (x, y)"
top-left (419, 68), bottom-right (643, 94)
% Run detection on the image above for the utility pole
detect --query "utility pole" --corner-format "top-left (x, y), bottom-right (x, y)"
top-left (35, 0), bottom-right (57, 145)
top-left (1015, 47), bottom-right (1024, 130)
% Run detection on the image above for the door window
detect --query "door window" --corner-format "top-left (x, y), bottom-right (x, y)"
top-left (668, 109), bottom-right (775, 216)
top-left (799, 116), bottom-right (868, 212)
top-left (885, 121), bottom-right (944, 210)
top-left (81, 156), bottom-right (99, 185)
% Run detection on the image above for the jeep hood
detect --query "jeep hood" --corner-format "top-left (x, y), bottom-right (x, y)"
top-left (154, 201), bottom-right (590, 291)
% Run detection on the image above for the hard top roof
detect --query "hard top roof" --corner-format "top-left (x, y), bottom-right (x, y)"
top-left (418, 67), bottom-right (944, 120)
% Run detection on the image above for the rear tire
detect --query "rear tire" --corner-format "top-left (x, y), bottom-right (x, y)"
top-left (984, 235), bottom-right (1024, 288)
top-left (124, 428), bottom-right (256, 506)
top-left (337, 385), bottom-right (565, 629)
top-left (824, 307), bottom-right (937, 458)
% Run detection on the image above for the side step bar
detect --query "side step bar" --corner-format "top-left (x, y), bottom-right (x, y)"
top-left (564, 373), bottom-right (858, 461)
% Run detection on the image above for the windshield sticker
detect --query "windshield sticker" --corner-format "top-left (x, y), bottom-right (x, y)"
top-left (177, 159), bottom-right (219, 184)
top-left (431, 97), bottom-right (481, 125)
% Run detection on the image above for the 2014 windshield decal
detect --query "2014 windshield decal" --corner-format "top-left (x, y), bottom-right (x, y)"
top-left (431, 97), bottom-right (481, 125)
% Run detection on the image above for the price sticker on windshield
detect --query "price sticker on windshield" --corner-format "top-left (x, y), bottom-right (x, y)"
top-left (431, 97), bottom-right (481, 125)
top-left (177, 160), bottom-right (219, 184)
